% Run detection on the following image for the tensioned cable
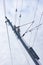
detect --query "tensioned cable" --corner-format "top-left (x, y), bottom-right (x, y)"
top-left (18, 0), bottom-right (23, 26)
top-left (15, 0), bottom-right (39, 48)
top-left (16, 37), bottom-right (30, 65)
top-left (21, 23), bottom-right (43, 45)
top-left (14, 0), bottom-right (18, 25)
top-left (16, 0), bottom-right (18, 9)
top-left (5, 22), bottom-right (13, 65)
top-left (18, 0), bottom-right (39, 28)
top-left (33, 0), bottom-right (39, 19)
top-left (14, 0), bottom-right (23, 25)
top-left (21, 0), bottom-right (39, 37)
top-left (21, 0), bottom-right (39, 47)
top-left (32, 12), bottom-right (43, 47)
top-left (29, 23), bottom-right (43, 32)
top-left (17, 0), bottom-right (40, 48)
top-left (3, 0), bottom-right (6, 16)
top-left (3, 0), bottom-right (13, 65)
top-left (22, 21), bottom-right (34, 37)
top-left (20, 0), bottom-right (23, 14)
top-left (16, 21), bottom-right (34, 28)
top-left (15, 0), bottom-right (39, 31)
top-left (28, 0), bottom-right (39, 46)
top-left (14, 0), bottom-right (23, 27)
top-left (15, 1), bottom-right (30, 64)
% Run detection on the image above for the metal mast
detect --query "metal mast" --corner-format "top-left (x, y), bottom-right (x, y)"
top-left (5, 16), bottom-right (40, 65)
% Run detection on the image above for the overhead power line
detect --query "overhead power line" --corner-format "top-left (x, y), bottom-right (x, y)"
top-left (16, 39), bottom-right (30, 65)
top-left (14, 0), bottom-right (18, 25)
top-left (22, 23), bottom-right (43, 37)
top-left (3, 0), bottom-right (6, 16)
top-left (22, 11), bottom-right (43, 37)
top-left (21, 0), bottom-right (39, 37)
top-left (22, 21), bottom-right (34, 37)
top-left (5, 22), bottom-right (13, 65)
top-left (3, 0), bottom-right (13, 65)
top-left (13, 0), bottom-right (20, 25)
top-left (29, 23), bottom-right (43, 32)
top-left (18, 0), bottom-right (23, 26)
top-left (16, 21), bottom-right (34, 28)
top-left (32, 12), bottom-right (43, 47)
top-left (27, 0), bottom-right (39, 47)
top-left (33, 0), bottom-right (39, 19)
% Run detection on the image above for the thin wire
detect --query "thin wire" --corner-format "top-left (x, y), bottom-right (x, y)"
top-left (14, 0), bottom-right (30, 64)
top-left (17, 0), bottom-right (39, 36)
top-left (39, 12), bottom-right (43, 23)
top-left (20, 0), bottom-right (23, 13)
top-left (29, 23), bottom-right (42, 32)
top-left (16, 0), bottom-right (18, 9)
top-left (14, 10), bottom-right (18, 25)
top-left (3, 0), bottom-right (6, 16)
top-left (28, 32), bottom-right (32, 46)
top-left (32, 29), bottom-right (38, 47)
top-left (18, 0), bottom-right (23, 26)
top-left (3, 0), bottom-right (13, 65)
top-left (26, 0), bottom-right (39, 46)
top-left (16, 21), bottom-right (34, 28)
top-left (16, 38), bottom-right (30, 65)
top-left (22, 21), bottom-right (34, 37)
top-left (18, 0), bottom-right (39, 28)
top-left (33, 0), bottom-right (39, 21)
top-left (28, 23), bottom-right (43, 47)
top-left (14, 0), bottom-right (18, 25)
top-left (23, 24), bottom-right (41, 46)
top-left (21, 0), bottom-right (39, 37)
top-left (32, 12), bottom-right (43, 47)
top-left (24, 0), bottom-right (39, 45)
top-left (18, 0), bottom-right (39, 26)
top-left (5, 22), bottom-right (13, 65)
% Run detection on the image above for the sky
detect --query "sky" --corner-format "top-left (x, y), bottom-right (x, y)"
top-left (0, 0), bottom-right (43, 65)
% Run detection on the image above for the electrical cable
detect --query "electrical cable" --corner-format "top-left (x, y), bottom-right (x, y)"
top-left (3, 0), bottom-right (30, 64)
top-left (21, 23), bottom-right (43, 46)
top-left (32, 12), bottom-right (43, 47)
top-left (5, 22), bottom-right (13, 65)
top-left (14, 0), bottom-right (30, 64)
top-left (14, 0), bottom-right (30, 63)
top-left (16, 21), bottom-right (34, 28)
top-left (18, 0), bottom-right (23, 26)
top-left (21, 0), bottom-right (39, 37)
top-left (29, 23), bottom-right (42, 32)
top-left (3, 0), bottom-right (13, 65)
top-left (3, 0), bottom-right (6, 16)
top-left (28, 23), bottom-right (43, 47)
top-left (25, 0), bottom-right (39, 44)
top-left (14, 0), bottom-right (18, 25)
top-left (28, 32), bottom-right (32, 46)
top-left (15, 0), bottom-right (39, 38)
top-left (16, 37), bottom-right (30, 65)
top-left (18, 0), bottom-right (39, 28)
top-left (22, 21), bottom-right (34, 37)
top-left (16, 0), bottom-right (18, 9)
top-left (18, 0), bottom-right (39, 27)
top-left (33, 0), bottom-right (39, 19)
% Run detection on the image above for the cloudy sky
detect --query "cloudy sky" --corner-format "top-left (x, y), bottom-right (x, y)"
top-left (0, 0), bottom-right (43, 65)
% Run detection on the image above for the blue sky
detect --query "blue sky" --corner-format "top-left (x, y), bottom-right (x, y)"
top-left (0, 0), bottom-right (43, 65)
